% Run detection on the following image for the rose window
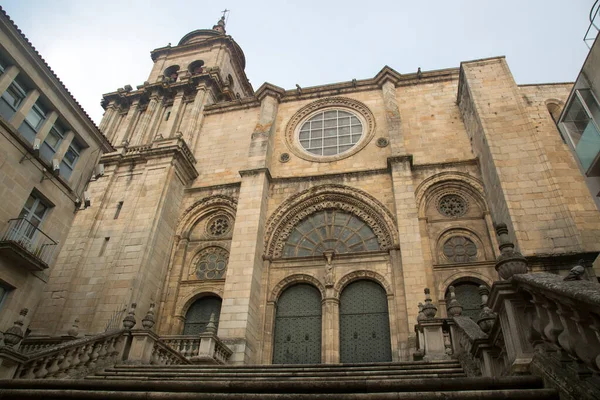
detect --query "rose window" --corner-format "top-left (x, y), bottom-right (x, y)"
top-left (443, 236), bottom-right (478, 263)
top-left (208, 216), bottom-right (230, 236)
top-left (438, 195), bottom-right (467, 217)
top-left (196, 247), bottom-right (229, 280)
top-left (298, 110), bottom-right (363, 156)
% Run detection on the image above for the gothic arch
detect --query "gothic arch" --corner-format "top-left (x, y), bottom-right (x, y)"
top-left (415, 172), bottom-right (486, 218)
top-left (269, 274), bottom-right (325, 303)
top-left (178, 289), bottom-right (224, 319)
top-left (333, 270), bottom-right (393, 300)
top-left (264, 185), bottom-right (398, 258)
top-left (176, 195), bottom-right (238, 239)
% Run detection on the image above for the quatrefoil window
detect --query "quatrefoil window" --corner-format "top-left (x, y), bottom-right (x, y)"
top-left (443, 236), bottom-right (478, 263)
top-left (196, 247), bottom-right (229, 280)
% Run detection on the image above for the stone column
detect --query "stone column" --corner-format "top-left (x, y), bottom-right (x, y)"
top-left (186, 84), bottom-right (210, 151)
top-left (0, 65), bottom-right (19, 94)
top-left (98, 100), bottom-right (118, 133)
top-left (33, 111), bottom-right (58, 143)
top-left (247, 85), bottom-right (285, 170)
top-left (217, 168), bottom-right (271, 364)
top-left (322, 296), bottom-right (339, 363)
top-left (389, 157), bottom-right (429, 332)
top-left (10, 89), bottom-right (39, 127)
top-left (117, 98), bottom-right (140, 146)
top-left (163, 90), bottom-right (185, 138)
top-left (135, 94), bottom-right (160, 145)
top-left (381, 80), bottom-right (405, 155)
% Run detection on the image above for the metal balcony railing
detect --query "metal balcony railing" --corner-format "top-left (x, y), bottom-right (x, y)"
top-left (1, 218), bottom-right (57, 266)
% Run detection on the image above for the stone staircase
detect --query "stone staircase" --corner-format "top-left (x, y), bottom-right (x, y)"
top-left (0, 360), bottom-right (558, 399)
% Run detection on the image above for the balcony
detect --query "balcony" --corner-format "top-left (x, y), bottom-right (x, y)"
top-left (0, 218), bottom-right (57, 271)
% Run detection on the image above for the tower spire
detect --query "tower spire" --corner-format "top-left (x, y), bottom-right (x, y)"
top-left (213, 9), bottom-right (229, 34)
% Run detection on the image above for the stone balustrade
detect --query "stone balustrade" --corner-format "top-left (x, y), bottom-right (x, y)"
top-left (161, 332), bottom-right (233, 364)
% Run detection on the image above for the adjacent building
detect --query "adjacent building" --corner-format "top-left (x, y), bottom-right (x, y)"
top-left (0, 8), bottom-right (112, 336)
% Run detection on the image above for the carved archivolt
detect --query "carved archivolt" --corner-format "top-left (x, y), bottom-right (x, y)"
top-left (415, 172), bottom-right (486, 218)
top-left (264, 185), bottom-right (398, 258)
top-left (438, 272), bottom-right (493, 298)
top-left (333, 270), bottom-right (392, 299)
top-left (269, 274), bottom-right (325, 302)
top-left (177, 195), bottom-right (238, 238)
top-left (178, 288), bottom-right (224, 318)
top-left (284, 97), bottom-right (376, 162)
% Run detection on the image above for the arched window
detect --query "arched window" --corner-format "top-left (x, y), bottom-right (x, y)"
top-left (547, 102), bottom-right (562, 123)
top-left (183, 296), bottom-right (222, 335)
top-left (445, 280), bottom-right (485, 320)
top-left (282, 210), bottom-right (380, 257)
top-left (164, 65), bottom-right (180, 83)
top-left (188, 60), bottom-right (204, 75)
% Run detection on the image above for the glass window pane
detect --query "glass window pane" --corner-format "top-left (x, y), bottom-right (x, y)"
top-left (299, 131), bottom-right (309, 141)
top-left (338, 117), bottom-right (350, 126)
top-left (323, 146), bottom-right (337, 156)
top-left (309, 113), bottom-right (323, 121)
top-left (45, 129), bottom-right (62, 149)
top-left (324, 137), bottom-right (336, 146)
top-left (311, 120), bottom-right (322, 129)
top-left (324, 128), bottom-right (336, 137)
top-left (324, 110), bottom-right (337, 119)
top-left (25, 107), bottom-right (45, 130)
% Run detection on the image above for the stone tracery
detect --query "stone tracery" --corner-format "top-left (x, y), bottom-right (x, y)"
top-left (264, 185), bottom-right (398, 259)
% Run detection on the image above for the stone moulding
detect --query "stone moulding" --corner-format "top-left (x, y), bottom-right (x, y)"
top-left (284, 97), bottom-right (376, 163)
top-left (176, 195), bottom-right (238, 239)
top-left (263, 184), bottom-right (398, 259)
top-left (268, 274), bottom-right (326, 302)
top-left (333, 270), bottom-right (393, 299)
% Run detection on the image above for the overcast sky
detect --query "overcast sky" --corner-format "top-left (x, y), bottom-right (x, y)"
top-left (2, 0), bottom-right (596, 123)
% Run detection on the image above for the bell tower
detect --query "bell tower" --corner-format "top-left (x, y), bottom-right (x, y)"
top-left (31, 16), bottom-right (253, 335)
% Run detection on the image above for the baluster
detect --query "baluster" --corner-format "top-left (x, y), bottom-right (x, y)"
top-left (68, 345), bottom-right (83, 373)
top-left (21, 359), bottom-right (38, 379)
top-left (87, 342), bottom-right (100, 370)
top-left (150, 345), bottom-right (159, 365)
top-left (106, 337), bottom-right (117, 360)
top-left (56, 348), bottom-right (74, 378)
top-left (45, 352), bottom-right (64, 377)
top-left (97, 340), bottom-right (108, 363)
top-left (34, 357), bottom-right (50, 379)
top-left (78, 344), bottom-right (91, 371)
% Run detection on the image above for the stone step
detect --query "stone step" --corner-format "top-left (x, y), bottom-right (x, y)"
top-left (0, 388), bottom-right (559, 399)
top-left (93, 367), bottom-right (465, 379)
top-left (1, 376), bottom-right (547, 393)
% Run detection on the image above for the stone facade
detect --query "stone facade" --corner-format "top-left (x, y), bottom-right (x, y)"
top-left (25, 18), bottom-right (600, 365)
top-left (0, 9), bottom-right (112, 339)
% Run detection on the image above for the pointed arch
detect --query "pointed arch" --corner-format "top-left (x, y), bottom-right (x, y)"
top-left (176, 195), bottom-right (237, 239)
top-left (264, 185), bottom-right (398, 259)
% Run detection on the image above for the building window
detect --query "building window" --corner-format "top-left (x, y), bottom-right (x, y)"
top-left (442, 236), bottom-right (478, 263)
top-left (298, 110), bottom-right (363, 156)
top-left (59, 140), bottom-right (81, 180)
top-left (195, 247), bottom-right (229, 280)
top-left (561, 89), bottom-right (600, 172)
top-left (18, 102), bottom-right (47, 143)
top-left (183, 296), bottom-right (222, 335)
top-left (40, 123), bottom-right (64, 163)
top-left (0, 283), bottom-right (10, 313)
top-left (445, 281), bottom-right (484, 321)
top-left (0, 80), bottom-right (26, 121)
top-left (438, 194), bottom-right (468, 218)
top-left (18, 193), bottom-right (49, 230)
top-left (282, 210), bottom-right (380, 257)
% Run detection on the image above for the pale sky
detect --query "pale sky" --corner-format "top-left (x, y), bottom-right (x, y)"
top-left (2, 0), bottom-right (596, 123)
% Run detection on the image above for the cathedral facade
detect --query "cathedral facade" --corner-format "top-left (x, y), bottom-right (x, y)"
top-left (28, 18), bottom-right (600, 365)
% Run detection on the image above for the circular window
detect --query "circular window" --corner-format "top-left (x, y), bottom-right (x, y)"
top-left (443, 236), bottom-right (477, 263)
top-left (196, 247), bottom-right (229, 280)
top-left (298, 110), bottom-right (363, 157)
top-left (206, 215), bottom-right (231, 237)
top-left (438, 195), bottom-right (467, 217)
top-left (284, 97), bottom-right (376, 162)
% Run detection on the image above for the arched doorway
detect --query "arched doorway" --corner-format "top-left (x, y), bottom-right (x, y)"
top-left (272, 284), bottom-right (322, 364)
top-left (183, 296), bottom-right (222, 335)
top-left (339, 280), bottom-right (391, 363)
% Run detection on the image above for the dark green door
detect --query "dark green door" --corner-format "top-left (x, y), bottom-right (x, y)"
top-left (273, 284), bottom-right (322, 364)
top-left (340, 280), bottom-right (392, 363)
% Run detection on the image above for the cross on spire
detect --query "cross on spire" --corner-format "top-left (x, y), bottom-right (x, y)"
top-left (221, 9), bottom-right (230, 19)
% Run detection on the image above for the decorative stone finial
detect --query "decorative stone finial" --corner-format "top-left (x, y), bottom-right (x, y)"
top-left (422, 288), bottom-right (438, 319)
top-left (3, 308), bottom-right (28, 347)
top-left (564, 262), bottom-right (586, 281)
top-left (67, 318), bottom-right (80, 337)
top-left (205, 313), bottom-right (217, 335)
top-left (417, 303), bottom-right (426, 322)
top-left (213, 14), bottom-right (226, 34)
top-left (122, 303), bottom-right (137, 330)
top-left (446, 286), bottom-right (463, 317)
top-left (494, 222), bottom-right (528, 279)
top-left (142, 303), bottom-right (156, 330)
top-left (476, 286), bottom-right (496, 333)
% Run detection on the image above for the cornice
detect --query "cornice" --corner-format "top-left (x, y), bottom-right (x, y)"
top-left (100, 137), bottom-right (198, 183)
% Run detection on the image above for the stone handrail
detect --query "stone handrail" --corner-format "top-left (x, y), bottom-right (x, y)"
top-left (15, 329), bottom-right (127, 379)
top-left (19, 336), bottom-right (77, 354)
top-left (512, 273), bottom-right (600, 374)
top-left (160, 332), bottom-right (232, 364)
top-left (160, 335), bottom-right (200, 359)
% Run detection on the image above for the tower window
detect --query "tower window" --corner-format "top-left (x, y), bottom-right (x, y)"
top-left (189, 60), bottom-right (205, 75)
top-left (164, 65), bottom-right (180, 83)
